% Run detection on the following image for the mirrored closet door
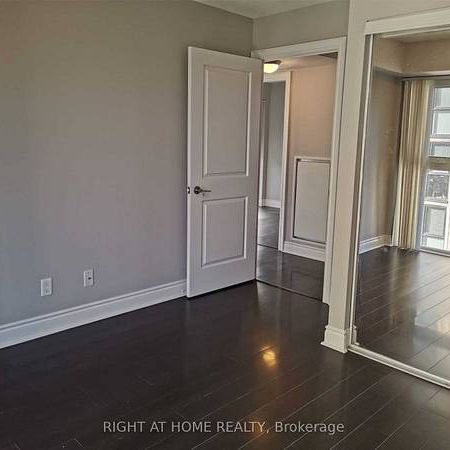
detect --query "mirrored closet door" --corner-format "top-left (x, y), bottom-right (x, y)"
top-left (352, 27), bottom-right (450, 387)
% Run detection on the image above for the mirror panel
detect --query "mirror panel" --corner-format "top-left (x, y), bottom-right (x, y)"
top-left (353, 29), bottom-right (450, 384)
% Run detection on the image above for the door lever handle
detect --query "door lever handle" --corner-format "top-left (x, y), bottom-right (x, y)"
top-left (193, 186), bottom-right (211, 195)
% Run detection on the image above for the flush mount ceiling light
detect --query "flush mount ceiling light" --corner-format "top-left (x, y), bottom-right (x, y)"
top-left (263, 60), bottom-right (281, 74)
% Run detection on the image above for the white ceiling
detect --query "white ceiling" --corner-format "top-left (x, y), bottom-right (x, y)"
top-left (194, 0), bottom-right (336, 19)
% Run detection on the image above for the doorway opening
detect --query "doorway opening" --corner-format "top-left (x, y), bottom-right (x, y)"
top-left (255, 52), bottom-right (341, 301)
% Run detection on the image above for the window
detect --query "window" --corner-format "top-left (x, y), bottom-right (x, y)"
top-left (429, 86), bottom-right (450, 151)
top-left (424, 171), bottom-right (449, 203)
top-left (430, 143), bottom-right (450, 157)
top-left (419, 83), bottom-right (450, 252)
top-left (422, 204), bottom-right (447, 250)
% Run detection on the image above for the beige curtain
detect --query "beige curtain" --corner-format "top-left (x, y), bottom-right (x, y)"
top-left (393, 79), bottom-right (431, 249)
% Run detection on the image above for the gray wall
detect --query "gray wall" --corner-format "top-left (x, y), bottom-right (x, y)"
top-left (261, 82), bottom-right (285, 204)
top-left (0, 0), bottom-right (252, 325)
top-left (252, 0), bottom-right (349, 50)
top-left (284, 62), bottom-right (337, 245)
top-left (359, 71), bottom-right (402, 242)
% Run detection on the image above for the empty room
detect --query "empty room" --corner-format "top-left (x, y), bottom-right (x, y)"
top-left (1, 1), bottom-right (450, 449)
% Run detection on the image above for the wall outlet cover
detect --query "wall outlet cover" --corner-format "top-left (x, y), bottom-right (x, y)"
top-left (83, 269), bottom-right (94, 287)
top-left (40, 278), bottom-right (53, 297)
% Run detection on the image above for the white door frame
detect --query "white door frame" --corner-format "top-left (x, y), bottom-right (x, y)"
top-left (259, 71), bottom-right (291, 252)
top-left (252, 37), bottom-right (347, 305)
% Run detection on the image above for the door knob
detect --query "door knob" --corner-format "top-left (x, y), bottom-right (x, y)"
top-left (193, 186), bottom-right (211, 195)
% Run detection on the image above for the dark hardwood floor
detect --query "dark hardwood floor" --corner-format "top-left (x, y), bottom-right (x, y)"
top-left (1, 281), bottom-right (449, 449)
top-left (356, 246), bottom-right (450, 380)
top-left (257, 207), bottom-right (280, 249)
top-left (257, 245), bottom-right (324, 300)
top-left (257, 205), bottom-right (324, 300)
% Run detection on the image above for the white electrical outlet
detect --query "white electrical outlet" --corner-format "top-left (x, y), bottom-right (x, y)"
top-left (83, 269), bottom-right (94, 287)
top-left (40, 277), bottom-right (53, 297)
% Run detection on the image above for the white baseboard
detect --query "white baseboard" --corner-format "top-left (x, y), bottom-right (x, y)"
top-left (321, 325), bottom-right (350, 353)
top-left (259, 199), bottom-right (281, 208)
top-left (283, 240), bottom-right (325, 262)
top-left (0, 279), bottom-right (186, 349)
top-left (359, 234), bottom-right (392, 254)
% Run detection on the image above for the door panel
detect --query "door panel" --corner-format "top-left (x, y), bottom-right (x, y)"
top-left (204, 67), bottom-right (249, 176)
top-left (202, 197), bottom-right (247, 266)
top-left (187, 47), bottom-right (262, 297)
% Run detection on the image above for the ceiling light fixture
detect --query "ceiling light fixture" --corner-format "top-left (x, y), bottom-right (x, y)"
top-left (263, 60), bottom-right (281, 74)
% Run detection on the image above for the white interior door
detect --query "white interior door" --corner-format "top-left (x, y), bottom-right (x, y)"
top-left (187, 47), bottom-right (262, 297)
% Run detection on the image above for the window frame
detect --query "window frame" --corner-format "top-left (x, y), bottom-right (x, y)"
top-left (429, 83), bottom-right (450, 157)
top-left (418, 80), bottom-right (450, 254)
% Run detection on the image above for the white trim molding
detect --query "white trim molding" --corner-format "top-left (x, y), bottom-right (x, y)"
top-left (359, 234), bottom-right (392, 254)
top-left (0, 280), bottom-right (186, 349)
top-left (322, 325), bottom-right (351, 353)
top-left (259, 199), bottom-right (281, 208)
top-left (252, 37), bottom-right (347, 61)
top-left (283, 240), bottom-right (325, 262)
